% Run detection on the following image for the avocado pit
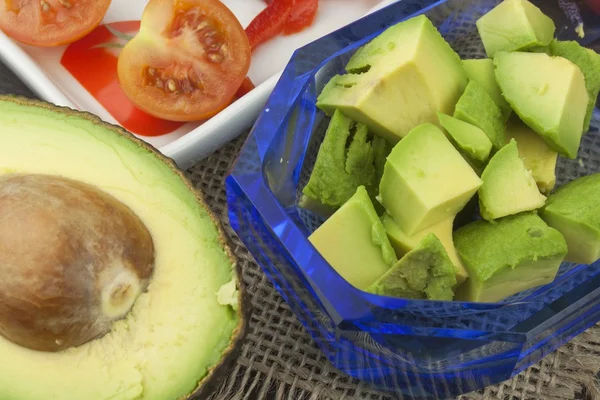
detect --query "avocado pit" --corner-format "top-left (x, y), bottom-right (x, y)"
top-left (0, 173), bottom-right (155, 352)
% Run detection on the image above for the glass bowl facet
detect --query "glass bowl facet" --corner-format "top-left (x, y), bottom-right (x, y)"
top-left (226, 0), bottom-right (600, 397)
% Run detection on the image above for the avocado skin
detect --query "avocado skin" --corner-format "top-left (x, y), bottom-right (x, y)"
top-left (0, 95), bottom-right (249, 400)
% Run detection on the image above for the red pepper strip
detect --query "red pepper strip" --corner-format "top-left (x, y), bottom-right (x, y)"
top-left (235, 77), bottom-right (256, 99)
top-left (245, 0), bottom-right (294, 51)
top-left (283, 0), bottom-right (318, 35)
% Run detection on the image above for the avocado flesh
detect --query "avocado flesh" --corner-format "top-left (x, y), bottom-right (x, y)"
top-left (0, 98), bottom-right (241, 400)
top-left (479, 139), bottom-right (546, 220)
top-left (506, 117), bottom-right (558, 193)
top-left (476, 0), bottom-right (555, 57)
top-left (454, 81), bottom-right (507, 151)
top-left (382, 214), bottom-right (468, 284)
top-left (309, 186), bottom-right (397, 290)
top-left (494, 51), bottom-right (589, 159)
top-left (550, 40), bottom-right (600, 132)
top-left (367, 233), bottom-right (457, 301)
top-left (316, 15), bottom-right (467, 143)
top-left (462, 58), bottom-right (512, 121)
top-left (437, 111), bottom-right (493, 165)
top-left (301, 110), bottom-right (376, 214)
top-left (454, 213), bottom-right (567, 303)
top-left (379, 123), bottom-right (482, 236)
top-left (541, 173), bottom-right (600, 264)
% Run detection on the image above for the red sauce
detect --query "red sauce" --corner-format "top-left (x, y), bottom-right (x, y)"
top-left (60, 21), bottom-right (184, 137)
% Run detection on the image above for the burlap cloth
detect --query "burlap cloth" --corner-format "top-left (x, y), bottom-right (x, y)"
top-left (1, 65), bottom-right (599, 400)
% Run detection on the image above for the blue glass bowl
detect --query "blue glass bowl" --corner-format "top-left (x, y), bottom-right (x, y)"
top-left (226, 0), bottom-right (600, 397)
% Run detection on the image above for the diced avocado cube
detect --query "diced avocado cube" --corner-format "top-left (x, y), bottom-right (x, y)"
top-left (437, 111), bottom-right (493, 166)
top-left (382, 213), bottom-right (468, 284)
top-left (316, 15), bottom-right (467, 144)
top-left (462, 58), bottom-right (512, 121)
top-left (476, 0), bottom-right (555, 57)
top-left (309, 186), bottom-right (397, 290)
top-left (454, 81), bottom-right (507, 151)
top-left (541, 173), bottom-right (600, 264)
top-left (454, 212), bottom-right (567, 303)
top-left (506, 117), bottom-right (558, 193)
top-left (379, 123), bottom-right (482, 235)
top-left (301, 110), bottom-right (375, 213)
top-left (550, 40), bottom-right (600, 132)
top-left (479, 139), bottom-right (546, 220)
top-left (494, 51), bottom-right (589, 159)
top-left (367, 233), bottom-right (458, 301)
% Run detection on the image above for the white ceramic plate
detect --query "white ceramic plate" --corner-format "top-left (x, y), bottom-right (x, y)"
top-left (0, 0), bottom-right (392, 169)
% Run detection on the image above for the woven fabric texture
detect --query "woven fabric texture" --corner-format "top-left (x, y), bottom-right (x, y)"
top-left (189, 135), bottom-right (599, 400)
top-left (1, 62), bottom-right (599, 400)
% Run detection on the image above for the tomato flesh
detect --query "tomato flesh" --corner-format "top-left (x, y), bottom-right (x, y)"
top-left (235, 77), bottom-right (256, 99)
top-left (117, 0), bottom-right (252, 122)
top-left (284, 0), bottom-right (319, 35)
top-left (0, 0), bottom-right (111, 47)
top-left (245, 0), bottom-right (294, 50)
top-left (248, 0), bottom-right (319, 50)
top-left (61, 21), bottom-right (184, 137)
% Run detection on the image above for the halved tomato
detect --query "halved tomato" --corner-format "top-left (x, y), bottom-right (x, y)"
top-left (117, 0), bottom-right (251, 122)
top-left (0, 0), bottom-right (111, 47)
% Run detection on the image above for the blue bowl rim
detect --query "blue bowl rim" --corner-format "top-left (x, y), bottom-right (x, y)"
top-left (226, 0), bottom-right (600, 338)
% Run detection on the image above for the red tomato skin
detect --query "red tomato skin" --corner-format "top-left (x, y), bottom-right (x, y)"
top-left (235, 77), bottom-right (256, 99)
top-left (117, 0), bottom-right (251, 122)
top-left (245, 0), bottom-right (294, 50)
top-left (283, 0), bottom-right (318, 35)
top-left (0, 0), bottom-right (112, 47)
top-left (61, 21), bottom-right (184, 137)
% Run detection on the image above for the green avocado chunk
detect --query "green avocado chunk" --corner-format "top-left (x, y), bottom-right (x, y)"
top-left (494, 51), bottom-right (589, 159)
top-left (437, 111), bottom-right (493, 166)
top-left (382, 213), bottom-right (468, 284)
top-left (309, 186), bottom-right (397, 290)
top-left (541, 173), bottom-right (600, 264)
top-left (367, 233), bottom-right (457, 301)
top-left (476, 0), bottom-right (555, 57)
top-left (506, 117), bottom-right (558, 193)
top-left (372, 136), bottom-right (392, 185)
top-left (301, 110), bottom-right (376, 214)
top-left (454, 81), bottom-right (507, 151)
top-left (550, 40), bottom-right (600, 132)
top-left (479, 139), bottom-right (546, 220)
top-left (454, 212), bottom-right (567, 303)
top-left (462, 58), bottom-right (512, 121)
top-left (379, 123), bottom-right (482, 236)
top-left (316, 15), bottom-right (467, 143)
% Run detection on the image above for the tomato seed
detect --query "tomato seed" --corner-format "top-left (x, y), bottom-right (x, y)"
top-left (59, 0), bottom-right (72, 9)
top-left (40, 0), bottom-right (51, 12)
top-left (143, 66), bottom-right (203, 95)
top-left (208, 53), bottom-right (223, 63)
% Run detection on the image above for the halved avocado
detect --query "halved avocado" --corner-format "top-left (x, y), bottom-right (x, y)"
top-left (0, 96), bottom-right (247, 400)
